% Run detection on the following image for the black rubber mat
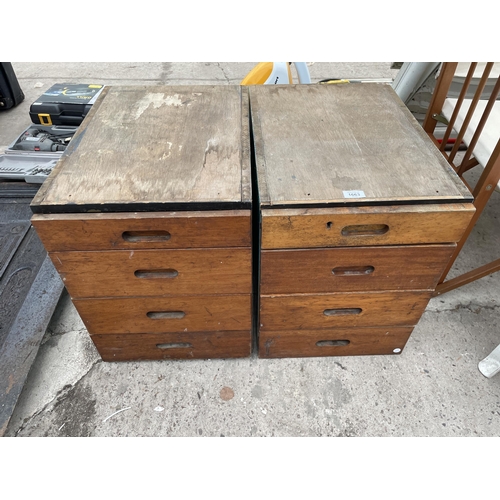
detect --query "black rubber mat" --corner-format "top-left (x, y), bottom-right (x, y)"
top-left (0, 183), bottom-right (63, 435)
top-left (0, 221), bottom-right (30, 279)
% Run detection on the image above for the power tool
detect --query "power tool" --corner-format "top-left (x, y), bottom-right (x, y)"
top-left (12, 127), bottom-right (72, 152)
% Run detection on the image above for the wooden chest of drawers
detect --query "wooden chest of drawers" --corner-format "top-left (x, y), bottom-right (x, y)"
top-left (249, 83), bottom-right (475, 358)
top-left (31, 85), bottom-right (253, 361)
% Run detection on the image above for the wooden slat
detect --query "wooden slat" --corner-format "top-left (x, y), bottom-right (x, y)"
top-left (437, 140), bottom-right (500, 286)
top-left (457, 75), bottom-right (500, 174)
top-left (250, 83), bottom-right (471, 207)
top-left (259, 291), bottom-right (432, 330)
top-left (449, 63), bottom-right (494, 163)
top-left (258, 327), bottom-right (414, 358)
top-left (423, 62), bottom-right (458, 134)
top-left (434, 257), bottom-right (500, 295)
top-left (261, 204), bottom-right (475, 249)
top-left (50, 248), bottom-right (251, 298)
top-left (31, 210), bottom-right (251, 251)
top-left (74, 294), bottom-right (252, 334)
top-left (92, 330), bottom-right (252, 361)
top-left (31, 85), bottom-right (248, 212)
top-left (440, 63), bottom-right (477, 153)
top-left (261, 245), bottom-right (455, 294)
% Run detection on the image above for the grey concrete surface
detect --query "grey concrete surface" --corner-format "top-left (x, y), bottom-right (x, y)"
top-left (2, 62), bottom-right (500, 438)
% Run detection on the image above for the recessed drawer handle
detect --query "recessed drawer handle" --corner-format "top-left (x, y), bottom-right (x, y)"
top-left (341, 224), bottom-right (389, 236)
top-left (332, 266), bottom-right (374, 276)
top-left (122, 230), bottom-right (171, 242)
top-left (156, 342), bottom-right (192, 349)
top-left (147, 311), bottom-right (185, 319)
top-left (323, 308), bottom-right (362, 316)
top-left (135, 269), bottom-right (178, 279)
top-left (316, 340), bottom-right (350, 347)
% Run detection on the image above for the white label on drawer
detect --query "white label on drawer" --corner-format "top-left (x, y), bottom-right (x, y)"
top-left (343, 190), bottom-right (366, 198)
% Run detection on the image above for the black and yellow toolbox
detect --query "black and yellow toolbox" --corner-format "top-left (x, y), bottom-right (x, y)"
top-left (1, 82), bottom-right (103, 185)
top-left (29, 83), bottom-right (104, 126)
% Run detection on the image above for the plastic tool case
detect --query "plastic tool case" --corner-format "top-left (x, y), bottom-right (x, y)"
top-left (29, 83), bottom-right (104, 126)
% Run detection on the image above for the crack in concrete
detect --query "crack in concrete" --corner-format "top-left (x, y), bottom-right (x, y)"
top-left (159, 62), bottom-right (172, 83)
top-left (426, 302), bottom-right (500, 314)
top-left (10, 356), bottom-right (101, 436)
top-left (41, 328), bottom-right (88, 345)
top-left (216, 63), bottom-right (230, 83)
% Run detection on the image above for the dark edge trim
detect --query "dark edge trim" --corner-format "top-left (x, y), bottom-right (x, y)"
top-left (247, 87), bottom-right (270, 205)
top-left (248, 95), bottom-right (261, 358)
top-left (30, 200), bottom-right (252, 215)
top-left (260, 196), bottom-right (474, 210)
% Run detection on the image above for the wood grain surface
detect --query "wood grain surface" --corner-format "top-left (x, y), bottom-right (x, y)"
top-left (32, 85), bottom-right (251, 212)
top-left (51, 248), bottom-right (251, 298)
top-left (260, 245), bottom-right (455, 293)
top-left (259, 291), bottom-right (432, 330)
top-left (261, 203), bottom-right (475, 248)
top-left (258, 327), bottom-right (413, 358)
top-left (250, 83), bottom-right (472, 206)
top-left (74, 294), bottom-right (252, 334)
top-left (31, 211), bottom-right (251, 251)
top-left (91, 330), bottom-right (252, 361)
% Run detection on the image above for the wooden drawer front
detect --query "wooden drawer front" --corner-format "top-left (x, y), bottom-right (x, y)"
top-left (31, 211), bottom-right (251, 252)
top-left (74, 294), bottom-right (252, 334)
top-left (261, 245), bottom-right (455, 294)
top-left (259, 291), bottom-right (432, 330)
top-left (51, 248), bottom-right (251, 298)
top-left (91, 331), bottom-right (252, 361)
top-left (261, 204), bottom-right (475, 249)
top-left (259, 327), bottom-right (414, 358)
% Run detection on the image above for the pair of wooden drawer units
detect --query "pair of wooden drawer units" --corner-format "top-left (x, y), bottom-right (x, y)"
top-left (30, 84), bottom-right (475, 361)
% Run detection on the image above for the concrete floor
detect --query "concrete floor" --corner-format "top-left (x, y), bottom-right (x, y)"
top-left (2, 62), bottom-right (500, 438)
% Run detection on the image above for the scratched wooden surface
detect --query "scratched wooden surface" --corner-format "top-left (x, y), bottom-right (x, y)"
top-left (32, 85), bottom-right (251, 212)
top-left (74, 294), bottom-right (252, 334)
top-left (258, 327), bottom-right (414, 358)
top-left (91, 331), bottom-right (252, 361)
top-left (250, 83), bottom-right (472, 207)
top-left (259, 291), bottom-right (433, 330)
top-left (50, 247), bottom-right (252, 298)
top-left (260, 244), bottom-right (455, 294)
top-left (31, 211), bottom-right (252, 251)
top-left (260, 204), bottom-right (475, 248)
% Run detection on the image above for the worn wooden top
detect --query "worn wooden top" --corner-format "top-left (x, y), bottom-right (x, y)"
top-left (32, 85), bottom-right (251, 213)
top-left (250, 84), bottom-right (472, 208)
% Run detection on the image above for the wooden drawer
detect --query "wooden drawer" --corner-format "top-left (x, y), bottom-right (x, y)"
top-left (258, 327), bottom-right (413, 358)
top-left (259, 291), bottom-right (432, 330)
top-left (30, 85), bottom-right (253, 361)
top-left (91, 330), bottom-right (252, 361)
top-left (260, 245), bottom-right (455, 294)
top-left (261, 204), bottom-right (475, 249)
top-left (31, 210), bottom-right (251, 252)
top-left (74, 294), bottom-right (252, 334)
top-left (251, 84), bottom-right (474, 359)
top-left (50, 248), bottom-right (251, 298)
